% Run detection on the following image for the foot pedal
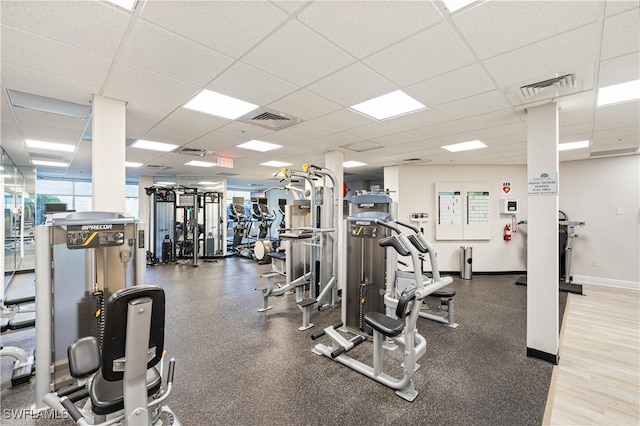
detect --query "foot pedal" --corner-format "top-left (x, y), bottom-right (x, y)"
top-left (11, 349), bottom-right (35, 387)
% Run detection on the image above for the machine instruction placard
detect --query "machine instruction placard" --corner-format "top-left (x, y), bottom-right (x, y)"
top-left (66, 224), bottom-right (125, 249)
top-left (435, 183), bottom-right (491, 240)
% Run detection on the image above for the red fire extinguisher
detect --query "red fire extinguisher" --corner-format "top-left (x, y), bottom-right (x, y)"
top-left (504, 224), bottom-right (512, 241)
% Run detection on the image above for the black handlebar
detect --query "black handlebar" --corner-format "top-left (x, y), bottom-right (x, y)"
top-left (311, 321), bottom-right (342, 340)
top-left (374, 219), bottom-right (401, 234)
top-left (167, 358), bottom-right (176, 384)
top-left (395, 220), bottom-right (419, 233)
top-left (61, 397), bottom-right (83, 423)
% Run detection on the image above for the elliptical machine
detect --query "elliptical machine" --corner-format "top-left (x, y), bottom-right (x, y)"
top-left (311, 220), bottom-right (452, 402)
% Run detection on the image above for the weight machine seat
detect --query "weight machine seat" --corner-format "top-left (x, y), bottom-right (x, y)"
top-left (364, 312), bottom-right (404, 338)
top-left (267, 252), bottom-right (286, 261)
top-left (67, 285), bottom-right (166, 417)
top-left (431, 289), bottom-right (456, 298)
top-left (364, 289), bottom-right (418, 338)
top-left (90, 368), bottom-right (162, 416)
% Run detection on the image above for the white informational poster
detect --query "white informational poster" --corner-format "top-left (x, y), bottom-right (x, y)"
top-left (528, 172), bottom-right (557, 195)
top-left (435, 183), bottom-right (491, 240)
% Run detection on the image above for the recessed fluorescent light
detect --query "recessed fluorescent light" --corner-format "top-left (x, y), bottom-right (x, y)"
top-left (350, 90), bottom-right (425, 121)
top-left (343, 161), bottom-right (367, 168)
top-left (442, 140), bottom-right (487, 152)
top-left (32, 160), bottom-right (69, 167)
top-left (7, 89), bottom-right (91, 119)
top-left (237, 140), bottom-right (282, 152)
top-left (559, 140), bottom-right (590, 151)
top-left (185, 160), bottom-right (217, 168)
top-left (183, 89), bottom-right (258, 120)
top-left (125, 161), bottom-right (143, 167)
top-left (198, 181), bottom-right (219, 185)
top-left (442, 0), bottom-right (477, 13)
top-left (156, 181), bottom-right (176, 186)
top-left (131, 140), bottom-right (178, 152)
top-left (597, 80), bottom-right (640, 107)
top-left (105, 0), bottom-right (137, 11)
top-left (26, 139), bottom-right (75, 152)
top-left (260, 161), bottom-right (291, 167)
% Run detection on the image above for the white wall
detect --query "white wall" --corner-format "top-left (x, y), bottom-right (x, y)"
top-left (386, 156), bottom-right (640, 288)
top-left (559, 156), bottom-right (639, 288)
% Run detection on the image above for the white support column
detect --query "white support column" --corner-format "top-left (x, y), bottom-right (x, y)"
top-left (325, 151), bottom-right (344, 290)
top-left (92, 95), bottom-right (126, 212)
top-left (526, 102), bottom-right (559, 364)
top-left (139, 175), bottom-right (154, 252)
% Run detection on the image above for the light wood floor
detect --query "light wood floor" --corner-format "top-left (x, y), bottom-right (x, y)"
top-left (544, 284), bottom-right (640, 425)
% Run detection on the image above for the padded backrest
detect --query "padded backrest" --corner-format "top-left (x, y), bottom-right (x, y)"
top-left (101, 285), bottom-right (165, 381)
top-left (396, 289), bottom-right (417, 319)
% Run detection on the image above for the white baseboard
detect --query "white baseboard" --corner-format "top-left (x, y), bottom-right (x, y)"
top-left (573, 275), bottom-right (639, 291)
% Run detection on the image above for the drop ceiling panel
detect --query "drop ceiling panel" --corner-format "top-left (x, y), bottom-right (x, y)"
top-left (13, 109), bottom-right (86, 142)
top-left (267, 89), bottom-right (341, 121)
top-left (483, 23), bottom-right (601, 87)
top-left (0, 1), bottom-right (131, 56)
top-left (207, 63), bottom-right (298, 107)
top-left (189, 132), bottom-right (247, 152)
top-left (216, 121), bottom-right (274, 140)
top-left (114, 94), bottom-right (175, 139)
top-left (242, 20), bottom-right (354, 87)
top-left (120, 20), bottom-right (234, 87)
top-left (1, 26), bottom-right (112, 87)
top-left (105, 63), bottom-right (199, 105)
top-left (405, 64), bottom-right (496, 107)
top-left (370, 132), bottom-right (420, 148)
top-left (559, 123), bottom-right (592, 138)
top-left (345, 122), bottom-right (397, 140)
top-left (275, 121), bottom-right (335, 139)
top-left (604, 1), bottom-right (639, 16)
top-left (594, 102), bottom-right (640, 131)
top-left (141, 122), bottom-right (200, 146)
top-left (432, 91), bottom-right (511, 121)
top-left (310, 109), bottom-right (373, 132)
top-left (297, 1), bottom-right (443, 59)
top-left (471, 122), bottom-right (527, 140)
top-left (310, 132), bottom-right (360, 150)
top-left (272, 1), bottom-right (309, 14)
top-left (1, 63), bottom-right (99, 105)
top-left (384, 109), bottom-right (449, 132)
top-left (408, 121), bottom-right (460, 140)
top-left (306, 63), bottom-right (396, 107)
top-left (452, 1), bottom-right (602, 60)
top-left (364, 21), bottom-right (475, 87)
top-left (140, 1), bottom-right (289, 58)
top-left (598, 53), bottom-right (640, 87)
top-left (163, 108), bottom-right (228, 135)
top-left (600, 7), bottom-right (640, 60)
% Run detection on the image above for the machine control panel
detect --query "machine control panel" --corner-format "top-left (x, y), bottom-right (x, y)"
top-left (66, 224), bottom-right (125, 249)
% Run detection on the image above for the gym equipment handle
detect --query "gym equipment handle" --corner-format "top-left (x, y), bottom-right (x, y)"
top-left (395, 220), bottom-right (419, 234)
top-left (374, 219), bottom-right (401, 235)
top-left (331, 335), bottom-right (365, 358)
top-left (167, 358), bottom-right (176, 384)
top-left (61, 396), bottom-right (83, 423)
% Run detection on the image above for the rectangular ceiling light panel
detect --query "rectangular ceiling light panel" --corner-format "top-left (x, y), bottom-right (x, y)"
top-left (441, 0), bottom-right (478, 13)
top-left (351, 90), bottom-right (426, 121)
top-left (442, 140), bottom-right (487, 152)
top-left (125, 162), bottom-right (143, 167)
top-left (131, 140), bottom-right (178, 152)
top-left (184, 90), bottom-right (258, 120)
top-left (260, 161), bottom-right (291, 167)
top-left (185, 160), bottom-right (217, 168)
top-left (558, 140), bottom-right (590, 151)
top-left (597, 80), bottom-right (640, 107)
top-left (343, 161), bottom-right (367, 168)
top-left (237, 140), bottom-right (282, 152)
top-left (26, 139), bottom-right (75, 152)
top-left (32, 159), bottom-right (69, 167)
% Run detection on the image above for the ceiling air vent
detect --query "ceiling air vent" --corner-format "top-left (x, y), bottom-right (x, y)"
top-left (590, 147), bottom-right (639, 159)
top-left (145, 165), bottom-right (171, 171)
top-left (520, 74), bottom-right (577, 100)
top-left (177, 147), bottom-right (213, 157)
top-left (238, 107), bottom-right (302, 131)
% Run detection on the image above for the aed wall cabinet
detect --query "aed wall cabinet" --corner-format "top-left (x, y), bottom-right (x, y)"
top-left (499, 199), bottom-right (519, 214)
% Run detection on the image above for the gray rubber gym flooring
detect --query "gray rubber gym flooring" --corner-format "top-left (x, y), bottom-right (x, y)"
top-left (1, 257), bottom-right (567, 425)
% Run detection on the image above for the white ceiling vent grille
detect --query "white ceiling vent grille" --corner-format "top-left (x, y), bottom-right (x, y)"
top-left (520, 74), bottom-right (577, 100)
top-left (505, 66), bottom-right (593, 108)
top-left (590, 147), bottom-right (639, 159)
top-left (238, 107), bottom-right (302, 131)
top-left (177, 147), bottom-right (213, 157)
top-left (145, 164), bottom-right (171, 171)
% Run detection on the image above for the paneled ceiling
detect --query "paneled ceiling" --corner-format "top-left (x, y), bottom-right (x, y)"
top-left (1, 0), bottom-right (638, 190)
